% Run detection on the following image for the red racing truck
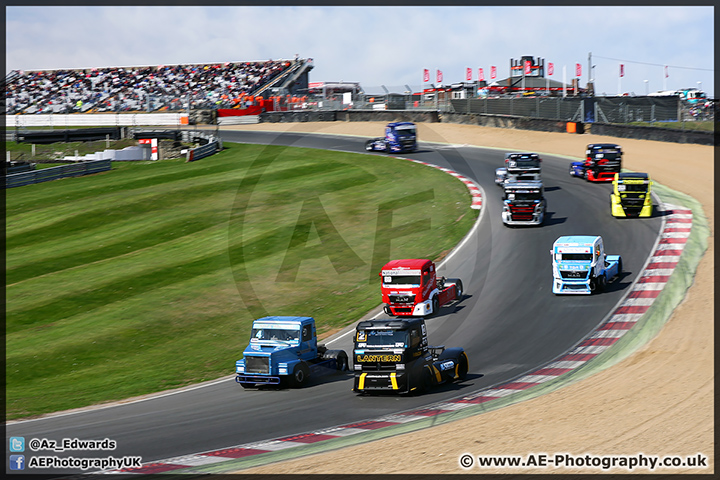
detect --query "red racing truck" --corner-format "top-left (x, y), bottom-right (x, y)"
top-left (570, 143), bottom-right (623, 182)
top-left (380, 259), bottom-right (463, 317)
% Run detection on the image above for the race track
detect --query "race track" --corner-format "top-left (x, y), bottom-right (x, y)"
top-left (7, 131), bottom-right (663, 475)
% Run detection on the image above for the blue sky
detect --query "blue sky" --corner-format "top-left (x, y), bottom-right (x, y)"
top-left (6, 5), bottom-right (715, 97)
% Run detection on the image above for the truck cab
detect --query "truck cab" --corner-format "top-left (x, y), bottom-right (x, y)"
top-left (352, 318), bottom-right (468, 394)
top-left (571, 144), bottom-right (622, 182)
top-left (679, 88), bottom-right (707, 105)
top-left (495, 152), bottom-right (542, 185)
top-left (551, 235), bottom-right (622, 295)
top-left (235, 316), bottom-right (347, 388)
top-left (365, 122), bottom-right (417, 153)
top-left (380, 259), bottom-right (462, 317)
top-left (611, 172), bottom-right (653, 217)
top-left (502, 180), bottom-right (546, 226)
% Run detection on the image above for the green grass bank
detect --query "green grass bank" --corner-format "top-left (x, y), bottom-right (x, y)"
top-left (6, 142), bottom-right (477, 419)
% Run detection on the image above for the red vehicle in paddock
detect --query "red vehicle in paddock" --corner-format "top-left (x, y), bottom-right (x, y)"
top-left (380, 259), bottom-right (463, 317)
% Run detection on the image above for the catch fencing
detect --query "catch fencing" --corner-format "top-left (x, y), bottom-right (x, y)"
top-left (292, 93), bottom-right (713, 125)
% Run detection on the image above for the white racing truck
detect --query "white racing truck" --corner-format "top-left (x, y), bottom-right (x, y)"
top-left (502, 180), bottom-right (546, 226)
top-left (495, 152), bottom-right (542, 186)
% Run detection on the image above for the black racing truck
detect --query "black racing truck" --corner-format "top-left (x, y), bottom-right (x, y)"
top-left (352, 317), bottom-right (468, 394)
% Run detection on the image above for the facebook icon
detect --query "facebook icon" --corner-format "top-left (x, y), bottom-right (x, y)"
top-left (10, 455), bottom-right (25, 470)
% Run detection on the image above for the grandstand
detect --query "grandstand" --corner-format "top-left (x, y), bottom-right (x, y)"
top-left (5, 58), bottom-right (313, 115)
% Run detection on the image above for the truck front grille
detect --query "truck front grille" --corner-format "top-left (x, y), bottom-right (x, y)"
top-left (621, 196), bottom-right (645, 206)
top-left (560, 270), bottom-right (586, 279)
top-left (244, 356), bottom-right (269, 374)
top-left (509, 205), bottom-right (535, 221)
top-left (389, 294), bottom-right (414, 304)
top-left (599, 163), bottom-right (620, 172)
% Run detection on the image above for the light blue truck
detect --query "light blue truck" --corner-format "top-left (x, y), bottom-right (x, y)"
top-left (551, 235), bottom-right (622, 295)
top-left (235, 316), bottom-right (348, 388)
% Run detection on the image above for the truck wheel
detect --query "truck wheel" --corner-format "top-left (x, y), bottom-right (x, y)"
top-left (455, 279), bottom-right (464, 300)
top-left (617, 258), bottom-right (623, 275)
top-left (290, 362), bottom-right (309, 388)
top-left (597, 274), bottom-right (607, 292)
top-left (456, 352), bottom-right (469, 381)
top-left (336, 351), bottom-right (348, 371)
top-left (364, 140), bottom-right (374, 151)
top-left (584, 169), bottom-right (589, 181)
top-left (432, 296), bottom-right (439, 316)
top-left (323, 349), bottom-right (348, 372)
top-left (569, 165), bottom-right (574, 176)
top-left (416, 368), bottom-right (432, 394)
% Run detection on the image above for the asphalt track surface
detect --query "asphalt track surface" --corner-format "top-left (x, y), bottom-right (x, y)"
top-left (7, 131), bottom-right (663, 475)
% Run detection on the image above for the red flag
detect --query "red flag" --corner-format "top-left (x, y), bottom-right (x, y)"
top-left (664, 65), bottom-right (669, 78)
top-left (466, 67), bottom-right (472, 81)
top-left (479, 68), bottom-right (485, 82)
top-left (423, 69), bottom-right (429, 82)
top-left (490, 65), bottom-right (497, 79)
top-left (524, 60), bottom-right (531, 75)
top-left (575, 63), bottom-right (582, 77)
top-left (548, 62), bottom-right (554, 75)
top-left (619, 64), bottom-right (624, 77)
top-left (437, 70), bottom-right (443, 83)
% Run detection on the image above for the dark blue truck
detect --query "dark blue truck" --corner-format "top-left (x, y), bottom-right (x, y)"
top-left (365, 122), bottom-right (417, 153)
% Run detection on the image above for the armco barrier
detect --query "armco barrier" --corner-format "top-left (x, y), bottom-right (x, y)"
top-left (184, 130), bottom-right (223, 162)
top-left (260, 110), bottom-right (439, 124)
top-left (5, 113), bottom-right (185, 128)
top-left (4, 159), bottom-right (111, 188)
top-left (16, 127), bottom-right (125, 144)
top-left (439, 112), bottom-right (571, 133)
top-left (260, 111), bottom-right (338, 123)
top-left (587, 122), bottom-right (715, 145)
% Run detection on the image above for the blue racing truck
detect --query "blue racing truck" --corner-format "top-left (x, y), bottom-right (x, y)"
top-left (235, 316), bottom-right (348, 388)
top-left (551, 235), bottom-right (622, 295)
top-left (365, 122), bottom-right (417, 153)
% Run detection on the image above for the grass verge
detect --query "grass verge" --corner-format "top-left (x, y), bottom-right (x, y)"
top-left (6, 142), bottom-right (477, 419)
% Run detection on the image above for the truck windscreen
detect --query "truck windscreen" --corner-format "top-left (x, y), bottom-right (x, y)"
top-left (506, 191), bottom-right (542, 201)
top-left (396, 129), bottom-right (415, 136)
top-left (383, 275), bottom-right (421, 285)
top-left (250, 327), bottom-right (300, 343)
top-left (618, 183), bottom-right (648, 192)
top-left (556, 253), bottom-right (593, 261)
top-left (356, 329), bottom-right (408, 347)
top-left (595, 151), bottom-right (620, 161)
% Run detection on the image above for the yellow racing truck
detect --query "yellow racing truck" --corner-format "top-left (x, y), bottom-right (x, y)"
top-left (610, 172), bottom-right (653, 218)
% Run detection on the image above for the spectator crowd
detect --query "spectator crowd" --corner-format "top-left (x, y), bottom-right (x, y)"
top-left (5, 59), bottom-right (298, 115)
